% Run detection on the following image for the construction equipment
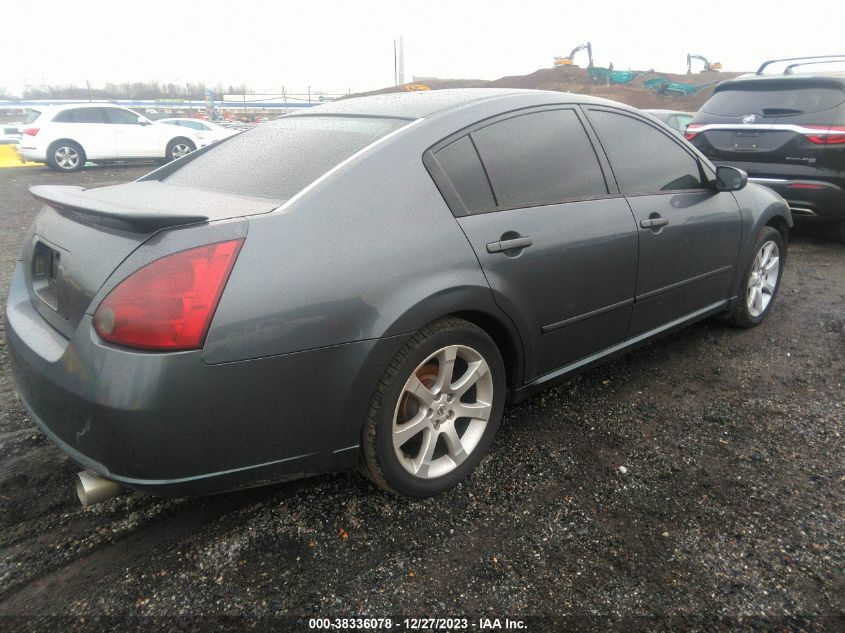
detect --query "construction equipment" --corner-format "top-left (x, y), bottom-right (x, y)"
top-left (589, 67), bottom-right (654, 85)
top-left (554, 42), bottom-right (593, 68)
top-left (687, 53), bottom-right (722, 74)
top-left (644, 77), bottom-right (720, 97)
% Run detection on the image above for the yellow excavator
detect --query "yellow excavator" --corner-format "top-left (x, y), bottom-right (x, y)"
top-left (555, 42), bottom-right (593, 68)
top-left (687, 53), bottom-right (722, 73)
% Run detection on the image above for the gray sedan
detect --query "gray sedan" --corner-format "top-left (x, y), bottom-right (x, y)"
top-left (5, 89), bottom-right (792, 504)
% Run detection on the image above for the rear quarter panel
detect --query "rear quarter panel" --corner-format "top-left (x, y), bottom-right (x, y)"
top-left (202, 115), bottom-right (500, 366)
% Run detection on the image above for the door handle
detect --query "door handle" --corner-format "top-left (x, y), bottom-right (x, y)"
top-left (486, 236), bottom-right (533, 253)
top-left (640, 217), bottom-right (669, 229)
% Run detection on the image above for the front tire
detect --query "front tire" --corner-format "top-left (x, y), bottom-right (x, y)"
top-left (47, 141), bottom-right (85, 172)
top-left (360, 318), bottom-right (506, 498)
top-left (165, 138), bottom-right (195, 162)
top-left (727, 226), bottom-right (786, 327)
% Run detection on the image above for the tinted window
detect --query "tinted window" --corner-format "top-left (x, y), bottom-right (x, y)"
top-left (166, 116), bottom-right (407, 199)
top-left (104, 108), bottom-right (139, 124)
top-left (703, 85), bottom-right (845, 117)
top-left (23, 109), bottom-right (41, 124)
top-left (54, 108), bottom-right (106, 123)
top-left (434, 136), bottom-right (495, 212)
top-left (470, 109), bottom-right (607, 209)
top-left (589, 110), bottom-right (703, 194)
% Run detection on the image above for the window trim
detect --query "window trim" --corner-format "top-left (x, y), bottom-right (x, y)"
top-left (424, 104), bottom-right (620, 218)
top-left (580, 105), bottom-right (714, 197)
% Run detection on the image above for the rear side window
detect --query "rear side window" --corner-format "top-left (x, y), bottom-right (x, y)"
top-left (588, 110), bottom-right (704, 194)
top-left (166, 115), bottom-right (408, 199)
top-left (703, 85), bottom-right (845, 116)
top-left (23, 109), bottom-right (41, 124)
top-left (434, 136), bottom-right (496, 213)
top-left (53, 108), bottom-right (107, 124)
top-left (470, 109), bottom-right (607, 209)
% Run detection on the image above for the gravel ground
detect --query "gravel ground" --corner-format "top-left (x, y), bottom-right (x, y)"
top-left (0, 165), bottom-right (843, 631)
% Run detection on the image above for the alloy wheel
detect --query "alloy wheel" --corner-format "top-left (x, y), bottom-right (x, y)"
top-left (392, 345), bottom-right (494, 479)
top-left (54, 146), bottom-right (80, 169)
top-left (747, 240), bottom-right (780, 317)
top-left (171, 143), bottom-right (192, 160)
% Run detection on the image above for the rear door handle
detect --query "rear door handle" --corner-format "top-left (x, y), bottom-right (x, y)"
top-left (640, 217), bottom-right (669, 229)
top-left (486, 236), bottom-right (533, 253)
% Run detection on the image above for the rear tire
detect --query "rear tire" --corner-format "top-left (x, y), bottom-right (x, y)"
top-left (47, 141), bottom-right (85, 172)
top-left (838, 219), bottom-right (845, 245)
top-left (165, 138), bottom-right (195, 163)
top-left (360, 318), bottom-right (506, 498)
top-left (727, 226), bottom-right (785, 328)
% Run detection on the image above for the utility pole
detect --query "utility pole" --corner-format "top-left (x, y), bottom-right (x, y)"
top-left (308, 86), bottom-right (311, 102)
top-left (397, 36), bottom-right (405, 87)
top-left (86, 79), bottom-right (93, 102)
top-left (394, 39), bottom-right (398, 87)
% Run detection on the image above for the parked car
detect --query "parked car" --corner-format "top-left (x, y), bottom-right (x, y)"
top-left (686, 58), bottom-right (845, 241)
top-left (17, 104), bottom-right (209, 171)
top-left (644, 109), bottom-right (694, 135)
top-left (155, 117), bottom-right (241, 143)
top-left (6, 89), bottom-right (792, 506)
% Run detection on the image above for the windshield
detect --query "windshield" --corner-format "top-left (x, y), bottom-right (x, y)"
top-left (165, 115), bottom-right (409, 199)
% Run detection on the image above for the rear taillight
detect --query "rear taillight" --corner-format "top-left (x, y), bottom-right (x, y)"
top-left (684, 124), bottom-right (703, 141)
top-left (93, 239), bottom-right (244, 351)
top-left (803, 125), bottom-right (845, 145)
top-left (22, 127), bottom-right (39, 136)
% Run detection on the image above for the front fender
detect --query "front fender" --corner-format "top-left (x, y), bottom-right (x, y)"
top-left (729, 182), bottom-right (793, 297)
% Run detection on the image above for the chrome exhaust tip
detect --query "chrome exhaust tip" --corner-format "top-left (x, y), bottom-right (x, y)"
top-left (75, 470), bottom-right (121, 507)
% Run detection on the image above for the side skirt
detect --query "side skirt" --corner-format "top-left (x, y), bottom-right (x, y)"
top-left (511, 299), bottom-right (730, 404)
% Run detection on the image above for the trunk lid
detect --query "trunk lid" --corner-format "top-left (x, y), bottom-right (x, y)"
top-left (23, 181), bottom-right (281, 338)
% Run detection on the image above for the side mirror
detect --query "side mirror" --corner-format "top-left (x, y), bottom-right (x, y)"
top-left (137, 117), bottom-right (151, 126)
top-left (715, 165), bottom-right (747, 192)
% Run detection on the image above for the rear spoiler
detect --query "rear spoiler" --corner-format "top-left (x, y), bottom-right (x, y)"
top-left (30, 185), bottom-right (210, 233)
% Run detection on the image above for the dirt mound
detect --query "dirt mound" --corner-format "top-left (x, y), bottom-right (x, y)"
top-left (351, 65), bottom-right (748, 111)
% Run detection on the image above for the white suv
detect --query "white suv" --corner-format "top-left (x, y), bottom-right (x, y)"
top-left (17, 103), bottom-right (209, 171)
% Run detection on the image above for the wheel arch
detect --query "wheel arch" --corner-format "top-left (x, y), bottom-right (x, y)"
top-left (378, 285), bottom-right (526, 393)
top-left (46, 138), bottom-right (87, 159)
top-left (166, 135), bottom-right (196, 156)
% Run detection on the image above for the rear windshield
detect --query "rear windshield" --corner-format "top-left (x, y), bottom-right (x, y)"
top-left (165, 115), bottom-right (409, 199)
top-left (703, 85), bottom-right (845, 116)
top-left (23, 109), bottom-right (41, 124)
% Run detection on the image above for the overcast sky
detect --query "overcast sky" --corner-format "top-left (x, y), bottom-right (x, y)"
top-left (3, 0), bottom-right (844, 97)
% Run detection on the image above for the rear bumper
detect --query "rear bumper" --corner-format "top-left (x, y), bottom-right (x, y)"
top-left (710, 160), bottom-right (845, 220)
top-left (16, 145), bottom-right (45, 162)
top-left (746, 177), bottom-right (845, 220)
top-left (5, 263), bottom-right (407, 496)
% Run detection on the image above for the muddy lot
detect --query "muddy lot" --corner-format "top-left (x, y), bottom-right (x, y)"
top-left (0, 165), bottom-right (843, 631)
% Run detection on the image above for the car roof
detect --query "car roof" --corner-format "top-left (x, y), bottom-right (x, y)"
top-left (290, 88), bottom-right (626, 120)
top-left (31, 102), bottom-right (134, 113)
top-left (718, 73), bottom-right (845, 91)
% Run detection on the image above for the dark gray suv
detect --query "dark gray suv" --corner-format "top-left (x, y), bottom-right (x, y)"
top-left (687, 56), bottom-right (845, 241)
top-left (5, 89), bottom-right (792, 504)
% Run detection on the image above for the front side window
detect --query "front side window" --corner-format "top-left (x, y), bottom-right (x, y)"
top-left (470, 109), bottom-right (608, 209)
top-left (588, 110), bottom-right (704, 194)
top-left (166, 115), bottom-right (409, 200)
top-left (104, 108), bottom-right (140, 125)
